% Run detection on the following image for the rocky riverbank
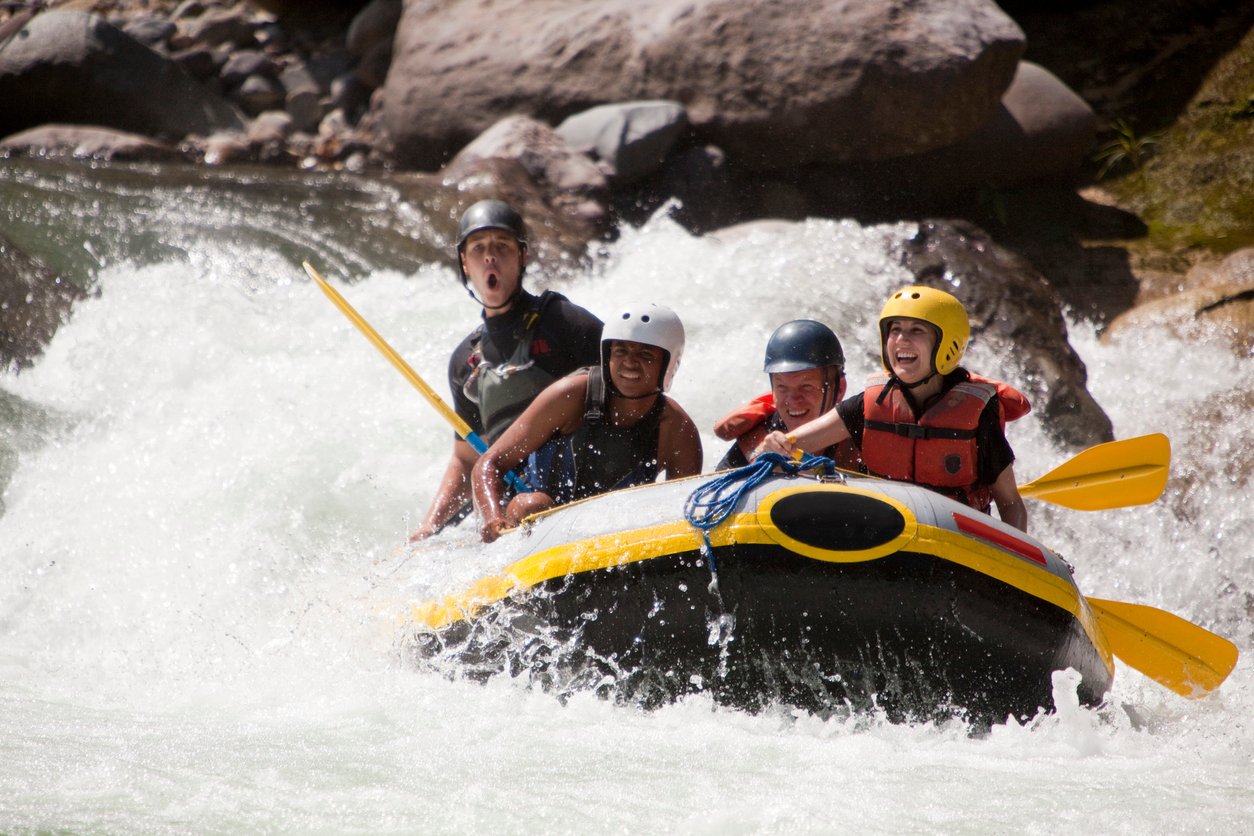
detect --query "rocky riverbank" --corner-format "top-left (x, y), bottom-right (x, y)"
top-left (2, 0), bottom-right (1251, 393)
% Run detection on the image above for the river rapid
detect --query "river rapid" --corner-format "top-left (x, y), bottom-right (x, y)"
top-left (1, 160), bottom-right (1251, 833)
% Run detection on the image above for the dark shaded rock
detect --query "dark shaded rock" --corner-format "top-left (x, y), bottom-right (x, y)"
top-left (346, 0), bottom-right (401, 57)
top-left (620, 144), bottom-right (741, 232)
top-left (170, 45), bottom-right (220, 81)
top-left (0, 232), bottom-right (88, 373)
top-left (236, 73), bottom-right (285, 115)
top-left (353, 37), bottom-right (391, 90)
top-left (280, 61), bottom-right (323, 132)
top-left (0, 10), bottom-right (245, 141)
top-left (900, 219), bottom-right (1114, 449)
top-left (870, 61), bottom-right (1097, 195)
top-left (220, 49), bottom-right (276, 86)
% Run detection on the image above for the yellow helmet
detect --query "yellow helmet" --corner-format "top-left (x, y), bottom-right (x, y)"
top-left (878, 286), bottom-right (970, 376)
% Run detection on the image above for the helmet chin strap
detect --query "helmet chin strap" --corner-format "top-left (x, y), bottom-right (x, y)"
top-left (466, 284), bottom-right (520, 311)
top-left (875, 370), bottom-right (937, 406)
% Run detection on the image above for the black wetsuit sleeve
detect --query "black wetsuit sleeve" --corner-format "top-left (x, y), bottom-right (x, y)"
top-left (976, 399), bottom-right (1015, 485)
top-left (535, 298), bottom-right (603, 376)
top-left (447, 333), bottom-right (484, 439)
top-left (836, 393), bottom-right (866, 449)
top-left (716, 442), bottom-right (749, 471)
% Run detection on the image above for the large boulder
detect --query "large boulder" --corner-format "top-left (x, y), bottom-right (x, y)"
top-left (900, 220), bottom-right (1114, 449)
top-left (382, 0), bottom-right (1024, 171)
top-left (0, 10), bottom-right (244, 141)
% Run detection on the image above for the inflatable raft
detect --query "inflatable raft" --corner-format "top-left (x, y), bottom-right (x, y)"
top-left (412, 469), bottom-right (1118, 723)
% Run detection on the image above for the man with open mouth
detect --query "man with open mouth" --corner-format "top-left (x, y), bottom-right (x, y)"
top-left (409, 199), bottom-right (603, 541)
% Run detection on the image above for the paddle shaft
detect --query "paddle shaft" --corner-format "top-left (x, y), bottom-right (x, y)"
top-left (303, 262), bottom-right (530, 493)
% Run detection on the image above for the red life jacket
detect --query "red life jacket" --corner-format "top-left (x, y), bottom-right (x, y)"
top-left (861, 371), bottom-right (1029, 511)
top-left (714, 392), bottom-right (863, 471)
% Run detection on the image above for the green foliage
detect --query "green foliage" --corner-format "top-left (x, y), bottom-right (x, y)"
top-left (1093, 119), bottom-right (1162, 179)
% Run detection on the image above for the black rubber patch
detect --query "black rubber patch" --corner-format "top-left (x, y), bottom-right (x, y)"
top-left (769, 491), bottom-right (906, 552)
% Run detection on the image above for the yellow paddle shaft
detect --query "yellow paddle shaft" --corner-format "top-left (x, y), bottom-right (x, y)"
top-left (303, 261), bottom-right (477, 442)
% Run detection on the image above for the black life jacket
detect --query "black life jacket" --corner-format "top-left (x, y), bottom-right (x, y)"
top-left (465, 291), bottom-right (559, 441)
top-left (533, 366), bottom-right (665, 504)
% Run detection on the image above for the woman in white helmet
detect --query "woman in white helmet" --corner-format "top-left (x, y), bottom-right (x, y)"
top-left (473, 303), bottom-right (703, 543)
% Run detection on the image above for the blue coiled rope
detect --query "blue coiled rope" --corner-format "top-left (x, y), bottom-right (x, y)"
top-left (683, 451), bottom-right (840, 573)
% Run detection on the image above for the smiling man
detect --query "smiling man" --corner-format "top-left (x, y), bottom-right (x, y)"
top-left (409, 200), bottom-right (603, 541)
top-left (757, 287), bottom-right (1031, 532)
top-left (713, 319), bottom-right (860, 471)
top-left (472, 303), bottom-right (703, 543)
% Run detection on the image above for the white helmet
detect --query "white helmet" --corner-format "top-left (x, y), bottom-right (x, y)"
top-left (601, 303), bottom-right (685, 392)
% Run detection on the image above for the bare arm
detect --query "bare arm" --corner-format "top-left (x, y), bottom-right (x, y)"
top-left (473, 374), bottom-right (588, 542)
top-left (755, 408), bottom-right (851, 459)
top-left (989, 463), bottom-right (1028, 532)
top-left (657, 401), bottom-right (704, 479)
top-left (409, 438), bottom-right (479, 542)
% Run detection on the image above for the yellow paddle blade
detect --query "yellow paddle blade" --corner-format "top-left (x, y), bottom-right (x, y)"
top-left (1018, 433), bottom-right (1170, 511)
top-left (1088, 597), bottom-right (1239, 698)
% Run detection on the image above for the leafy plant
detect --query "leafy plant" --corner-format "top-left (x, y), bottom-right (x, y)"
top-left (1093, 118), bottom-right (1161, 179)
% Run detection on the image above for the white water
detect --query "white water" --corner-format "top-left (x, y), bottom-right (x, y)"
top-left (2, 214), bottom-right (1252, 833)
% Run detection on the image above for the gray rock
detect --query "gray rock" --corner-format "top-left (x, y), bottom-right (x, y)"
top-left (247, 110), bottom-right (294, 145)
top-left (557, 100), bottom-right (687, 183)
top-left (236, 74), bottom-right (285, 115)
top-left (0, 10), bottom-right (245, 140)
top-left (879, 61), bottom-right (1097, 193)
top-left (280, 62), bottom-right (323, 133)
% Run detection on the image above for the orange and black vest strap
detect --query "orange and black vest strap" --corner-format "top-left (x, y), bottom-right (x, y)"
top-left (713, 393), bottom-right (775, 441)
top-left (717, 393), bottom-right (863, 472)
top-left (861, 372), bottom-right (996, 510)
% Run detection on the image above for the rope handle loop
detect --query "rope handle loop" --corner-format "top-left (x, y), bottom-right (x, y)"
top-left (683, 452), bottom-right (839, 572)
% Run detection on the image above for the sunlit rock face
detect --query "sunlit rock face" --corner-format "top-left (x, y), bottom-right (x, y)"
top-left (382, 0), bottom-right (1024, 171)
